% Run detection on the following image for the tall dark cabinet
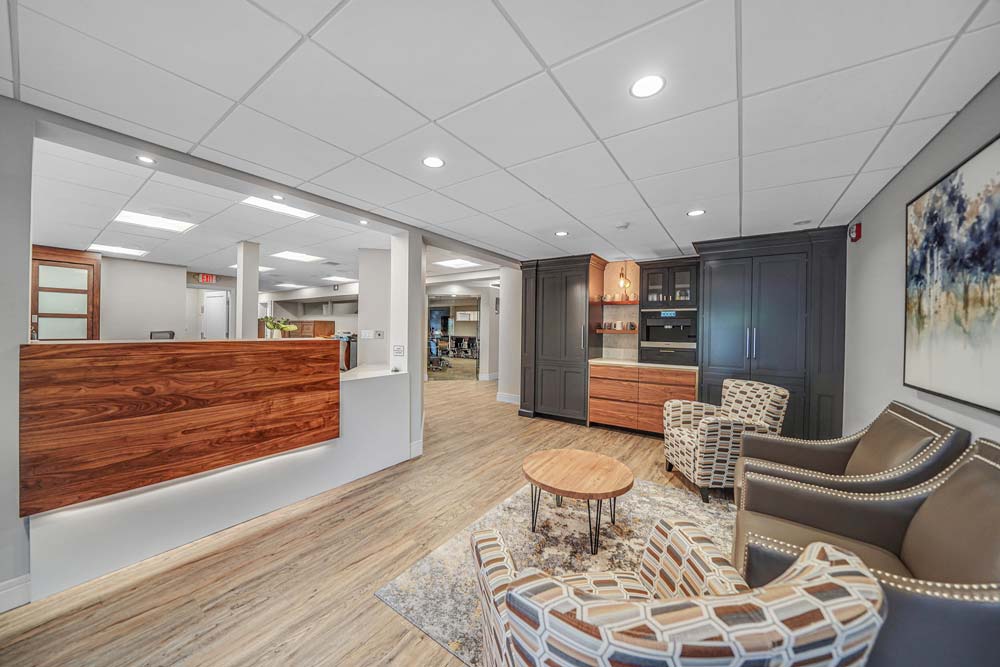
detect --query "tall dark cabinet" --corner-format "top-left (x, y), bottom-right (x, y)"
top-left (694, 227), bottom-right (846, 439)
top-left (520, 255), bottom-right (607, 421)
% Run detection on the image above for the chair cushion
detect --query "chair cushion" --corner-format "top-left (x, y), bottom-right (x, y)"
top-left (843, 408), bottom-right (934, 475)
top-left (901, 452), bottom-right (1000, 583)
top-left (735, 510), bottom-right (912, 577)
top-left (556, 571), bottom-right (653, 600)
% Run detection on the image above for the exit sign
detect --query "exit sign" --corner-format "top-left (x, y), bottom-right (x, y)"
top-left (196, 273), bottom-right (217, 284)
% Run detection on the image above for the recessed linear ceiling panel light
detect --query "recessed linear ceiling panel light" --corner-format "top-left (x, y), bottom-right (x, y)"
top-left (271, 250), bottom-right (325, 262)
top-left (271, 194), bottom-right (284, 201)
top-left (686, 209), bottom-right (706, 217)
top-left (229, 264), bottom-right (275, 272)
top-left (242, 196), bottom-right (317, 219)
top-left (115, 210), bottom-right (196, 233)
top-left (323, 275), bottom-right (356, 282)
top-left (554, 231), bottom-right (569, 237)
top-left (88, 243), bottom-right (148, 257)
top-left (433, 259), bottom-right (480, 269)
top-left (422, 156), bottom-right (445, 168)
top-left (359, 219), bottom-right (369, 225)
top-left (275, 283), bottom-right (306, 289)
top-left (630, 75), bottom-right (664, 98)
top-left (136, 155), bottom-right (156, 164)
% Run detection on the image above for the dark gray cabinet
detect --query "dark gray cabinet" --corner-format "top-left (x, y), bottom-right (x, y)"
top-left (641, 260), bottom-right (698, 309)
top-left (695, 228), bottom-right (846, 439)
top-left (520, 255), bottom-right (607, 421)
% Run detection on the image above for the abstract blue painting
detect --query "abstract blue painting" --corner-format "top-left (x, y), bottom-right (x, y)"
top-left (905, 134), bottom-right (1000, 413)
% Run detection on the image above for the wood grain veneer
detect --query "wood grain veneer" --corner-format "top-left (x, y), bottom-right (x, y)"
top-left (19, 339), bottom-right (340, 516)
top-left (589, 362), bottom-right (697, 433)
top-left (589, 377), bottom-right (638, 402)
top-left (589, 364), bottom-right (638, 381)
top-left (522, 448), bottom-right (634, 500)
top-left (588, 397), bottom-right (637, 430)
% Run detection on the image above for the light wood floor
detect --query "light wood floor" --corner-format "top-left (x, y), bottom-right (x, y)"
top-left (0, 380), bottom-right (684, 667)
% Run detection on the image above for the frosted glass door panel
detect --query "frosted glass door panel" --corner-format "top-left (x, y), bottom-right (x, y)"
top-left (38, 291), bottom-right (88, 314)
top-left (38, 317), bottom-right (88, 340)
top-left (38, 265), bottom-right (88, 289)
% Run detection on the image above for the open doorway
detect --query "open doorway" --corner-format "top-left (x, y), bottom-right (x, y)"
top-left (427, 295), bottom-right (480, 381)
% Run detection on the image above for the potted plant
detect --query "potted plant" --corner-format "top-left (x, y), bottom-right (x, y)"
top-left (262, 316), bottom-right (298, 339)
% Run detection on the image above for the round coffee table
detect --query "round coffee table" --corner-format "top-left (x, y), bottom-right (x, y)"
top-left (522, 449), bottom-right (634, 554)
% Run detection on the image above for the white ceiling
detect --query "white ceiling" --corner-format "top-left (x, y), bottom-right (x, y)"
top-left (6, 0), bottom-right (1000, 259)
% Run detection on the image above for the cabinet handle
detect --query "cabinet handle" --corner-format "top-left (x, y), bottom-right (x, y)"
top-left (745, 328), bottom-right (750, 359)
top-left (581, 323), bottom-right (585, 350)
top-left (752, 327), bottom-right (757, 359)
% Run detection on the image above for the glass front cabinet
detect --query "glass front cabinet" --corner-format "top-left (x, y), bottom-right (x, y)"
top-left (640, 260), bottom-right (698, 309)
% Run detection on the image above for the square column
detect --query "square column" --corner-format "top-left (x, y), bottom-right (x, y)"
top-left (235, 241), bottom-right (260, 339)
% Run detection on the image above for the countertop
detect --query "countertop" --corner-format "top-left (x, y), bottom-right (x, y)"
top-left (341, 364), bottom-right (405, 382)
top-left (588, 358), bottom-right (698, 372)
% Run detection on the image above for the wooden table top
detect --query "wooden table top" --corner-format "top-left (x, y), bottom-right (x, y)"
top-left (522, 448), bottom-right (634, 500)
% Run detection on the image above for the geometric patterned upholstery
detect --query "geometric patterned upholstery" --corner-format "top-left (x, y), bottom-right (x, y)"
top-left (472, 519), bottom-right (886, 667)
top-left (664, 379), bottom-right (790, 492)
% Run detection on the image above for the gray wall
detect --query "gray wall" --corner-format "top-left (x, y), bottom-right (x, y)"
top-left (844, 72), bottom-right (1000, 440)
top-left (358, 249), bottom-right (390, 365)
top-left (101, 257), bottom-right (188, 340)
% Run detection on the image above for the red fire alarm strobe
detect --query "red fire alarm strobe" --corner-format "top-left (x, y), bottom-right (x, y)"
top-left (849, 221), bottom-right (862, 242)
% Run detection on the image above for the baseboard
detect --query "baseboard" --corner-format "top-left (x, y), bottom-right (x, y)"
top-left (410, 439), bottom-right (423, 458)
top-left (0, 574), bottom-right (30, 613)
top-left (478, 372), bottom-right (498, 381)
top-left (496, 392), bottom-right (520, 405)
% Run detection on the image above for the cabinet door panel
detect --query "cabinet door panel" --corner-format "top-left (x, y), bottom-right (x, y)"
top-left (590, 364), bottom-right (639, 381)
top-left (536, 365), bottom-right (563, 415)
top-left (701, 258), bottom-right (752, 376)
top-left (590, 377), bottom-right (638, 402)
top-left (752, 374), bottom-right (806, 438)
top-left (637, 404), bottom-right (666, 433)
top-left (536, 271), bottom-right (565, 363)
top-left (752, 254), bottom-right (807, 379)
top-left (562, 269), bottom-right (588, 363)
top-left (562, 367), bottom-right (587, 419)
top-left (590, 398), bottom-right (637, 429)
top-left (638, 382), bottom-right (697, 406)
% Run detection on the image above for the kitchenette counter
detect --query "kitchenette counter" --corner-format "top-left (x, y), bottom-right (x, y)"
top-left (587, 357), bottom-right (698, 433)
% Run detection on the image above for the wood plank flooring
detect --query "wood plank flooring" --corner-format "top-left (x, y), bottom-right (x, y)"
top-left (0, 380), bottom-right (685, 667)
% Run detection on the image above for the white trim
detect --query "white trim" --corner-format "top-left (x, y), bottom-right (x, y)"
top-left (479, 372), bottom-right (498, 381)
top-left (0, 574), bottom-right (30, 613)
top-left (410, 439), bottom-right (423, 457)
top-left (497, 392), bottom-right (520, 405)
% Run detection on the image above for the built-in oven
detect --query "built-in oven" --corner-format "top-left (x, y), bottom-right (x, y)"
top-left (639, 308), bottom-right (697, 365)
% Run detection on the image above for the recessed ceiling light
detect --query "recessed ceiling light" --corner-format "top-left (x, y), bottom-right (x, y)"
top-left (422, 156), bottom-right (445, 168)
top-left (554, 231), bottom-right (569, 237)
top-left (275, 283), bottom-right (306, 289)
top-left (115, 210), bottom-right (196, 233)
top-left (323, 275), bottom-right (355, 283)
top-left (271, 194), bottom-right (284, 201)
top-left (88, 243), bottom-right (148, 257)
top-left (630, 75), bottom-right (664, 98)
top-left (229, 264), bottom-right (275, 272)
top-left (359, 219), bottom-right (369, 225)
top-left (271, 250), bottom-right (325, 262)
top-left (242, 196), bottom-right (316, 219)
top-left (686, 209), bottom-right (706, 217)
top-left (136, 155), bottom-right (156, 165)
top-left (434, 259), bottom-right (480, 269)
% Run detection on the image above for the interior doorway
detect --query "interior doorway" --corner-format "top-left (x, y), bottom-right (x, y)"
top-left (427, 295), bottom-right (480, 381)
top-left (186, 288), bottom-right (231, 340)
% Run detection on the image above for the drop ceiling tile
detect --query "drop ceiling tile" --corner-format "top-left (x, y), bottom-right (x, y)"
top-left (149, 172), bottom-right (246, 202)
top-left (652, 193), bottom-right (739, 245)
top-left (552, 0), bottom-right (736, 138)
top-left (127, 180), bottom-right (234, 224)
top-left (491, 199), bottom-right (576, 234)
top-left (311, 159), bottom-right (427, 207)
top-left (371, 207), bottom-right (435, 230)
top-left (314, 0), bottom-right (540, 118)
top-left (245, 41), bottom-right (425, 155)
top-left (253, 0), bottom-right (339, 34)
top-left (509, 142), bottom-right (625, 198)
top-left (901, 23), bottom-right (1000, 121)
top-left (580, 207), bottom-right (677, 259)
top-left (102, 220), bottom-right (185, 242)
top-left (742, 177), bottom-right (852, 235)
top-left (743, 42), bottom-right (945, 154)
top-left (93, 229), bottom-right (168, 253)
top-left (36, 139), bottom-right (153, 178)
top-left (742, 0), bottom-right (979, 94)
top-left (18, 10), bottom-right (232, 142)
top-left (499, 0), bottom-right (692, 65)
top-left (0, 3), bottom-right (11, 80)
top-left (296, 182), bottom-right (377, 211)
top-left (550, 181), bottom-right (645, 220)
top-left (365, 124), bottom-right (495, 189)
top-left (207, 205), bottom-right (299, 238)
top-left (165, 224), bottom-right (246, 253)
top-left (438, 170), bottom-right (542, 212)
top-left (866, 114), bottom-right (953, 171)
top-left (440, 215), bottom-right (558, 258)
top-left (32, 176), bottom-right (129, 224)
top-left (825, 168), bottom-right (898, 226)
top-left (33, 147), bottom-right (150, 197)
top-left (0, 79), bottom-right (12, 98)
top-left (190, 146), bottom-right (302, 187)
top-left (200, 106), bottom-right (351, 181)
top-left (744, 128), bottom-right (884, 191)
top-left (388, 192), bottom-right (478, 225)
top-left (21, 0), bottom-right (300, 99)
top-left (256, 219), bottom-right (356, 247)
top-left (634, 159), bottom-right (738, 208)
top-left (32, 222), bottom-right (98, 250)
top-left (606, 102), bottom-right (738, 180)
top-left (439, 74), bottom-right (593, 166)
top-left (970, 0), bottom-right (1000, 29)
top-left (31, 192), bottom-right (121, 231)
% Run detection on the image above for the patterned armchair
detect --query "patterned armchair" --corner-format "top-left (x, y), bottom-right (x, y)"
top-left (663, 378), bottom-right (789, 501)
top-left (471, 518), bottom-right (885, 667)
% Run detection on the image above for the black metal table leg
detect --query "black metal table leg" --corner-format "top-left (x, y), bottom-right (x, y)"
top-left (530, 484), bottom-right (541, 532)
top-left (555, 495), bottom-right (563, 507)
top-left (586, 499), bottom-right (604, 554)
top-left (610, 496), bottom-right (616, 525)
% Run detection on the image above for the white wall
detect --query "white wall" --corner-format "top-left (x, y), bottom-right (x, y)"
top-left (101, 257), bottom-right (188, 340)
top-left (497, 267), bottom-right (522, 403)
top-left (844, 72), bottom-right (1000, 441)
top-left (358, 249), bottom-right (390, 365)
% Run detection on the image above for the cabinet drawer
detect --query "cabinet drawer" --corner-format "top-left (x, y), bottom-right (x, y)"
top-left (590, 377), bottom-right (638, 402)
top-left (589, 364), bottom-right (639, 381)
top-left (637, 382), bottom-right (697, 406)
top-left (637, 366), bottom-right (697, 388)
top-left (637, 404), bottom-right (665, 434)
top-left (589, 398), bottom-right (637, 430)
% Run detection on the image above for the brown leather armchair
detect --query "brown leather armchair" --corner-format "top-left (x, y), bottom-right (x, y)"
top-left (734, 401), bottom-right (970, 504)
top-left (733, 438), bottom-right (1000, 667)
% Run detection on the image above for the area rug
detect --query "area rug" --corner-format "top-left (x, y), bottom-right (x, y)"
top-left (375, 480), bottom-right (735, 666)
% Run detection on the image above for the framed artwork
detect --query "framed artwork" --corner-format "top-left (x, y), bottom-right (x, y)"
top-left (904, 132), bottom-right (1000, 414)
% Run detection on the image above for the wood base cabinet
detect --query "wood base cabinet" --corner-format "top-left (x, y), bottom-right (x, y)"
top-left (588, 363), bottom-right (697, 434)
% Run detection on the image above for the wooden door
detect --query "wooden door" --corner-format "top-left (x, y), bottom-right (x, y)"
top-left (31, 246), bottom-right (101, 340)
top-left (700, 258), bottom-right (752, 380)
top-left (751, 254), bottom-right (808, 380)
